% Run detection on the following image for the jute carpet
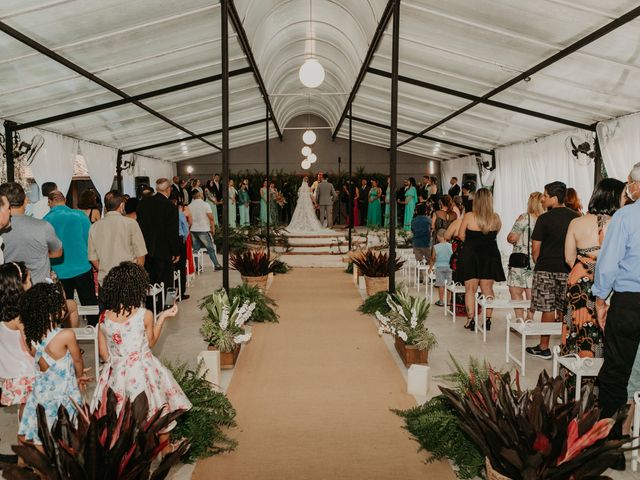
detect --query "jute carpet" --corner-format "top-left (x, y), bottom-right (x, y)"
top-left (192, 268), bottom-right (455, 480)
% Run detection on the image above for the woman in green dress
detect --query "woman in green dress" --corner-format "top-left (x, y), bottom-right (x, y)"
top-left (269, 182), bottom-right (279, 227)
top-left (238, 179), bottom-right (251, 227)
top-left (366, 179), bottom-right (382, 227)
top-left (259, 180), bottom-right (268, 225)
top-left (384, 176), bottom-right (391, 228)
top-left (403, 177), bottom-right (418, 231)
top-left (228, 179), bottom-right (237, 228)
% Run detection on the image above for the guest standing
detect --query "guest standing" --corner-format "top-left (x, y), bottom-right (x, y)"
top-left (403, 177), bottom-right (418, 231)
top-left (44, 191), bottom-right (98, 325)
top-left (0, 193), bottom-right (11, 264)
top-left (384, 177), bottom-right (391, 228)
top-left (458, 188), bottom-right (505, 331)
top-left (136, 178), bottom-right (180, 291)
top-left (260, 180), bottom-right (269, 225)
top-left (448, 177), bottom-right (461, 197)
top-left (431, 195), bottom-right (457, 244)
top-left (269, 183), bottom-right (280, 226)
top-left (431, 229), bottom-right (453, 307)
top-left (0, 183), bottom-right (62, 284)
top-left (204, 179), bottom-right (219, 227)
top-left (365, 180), bottom-right (381, 227)
top-left (411, 203), bottom-right (432, 262)
top-left (210, 173), bottom-right (223, 220)
top-left (526, 181), bottom-right (579, 359)
top-left (170, 192), bottom-right (190, 300)
top-left (461, 182), bottom-right (475, 213)
top-left (506, 192), bottom-right (544, 321)
top-left (593, 164), bottom-right (640, 435)
top-left (171, 176), bottom-right (182, 199)
top-left (88, 191), bottom-right (147, 287)
top-left (228, 180), bottom-right (238, 228)
top-left (238, 180), bottom-right (251, 227)
top-left (78, 189), bottom-right (101, 224)
top-left (358, 179), bottom-right (370, 225)
top-left (189, 191), bottom-right (222, 270)
top-left (565, 187), bottom-right (584, 216)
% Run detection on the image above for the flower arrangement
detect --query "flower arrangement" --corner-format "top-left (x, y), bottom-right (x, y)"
top-left (274, 192), bottom-right (287, 207)
top-left (350, 249), bottom-right (404, 278)
top-left (440, 368), bottom-right (633, 479)
top-left (4, 388), bottom-right (188, 480)
top-left (230, 248), bottom-right (279, 277)
top-left (201, 285), bottom-right (279, 323)
top-left (375, 288), bottom-right (437, 351)
top-left (200, 290), bottom-right (254, 352)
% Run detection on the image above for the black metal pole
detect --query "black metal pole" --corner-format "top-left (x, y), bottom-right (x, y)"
top-left (265, 106), bottom-right (270, 252)
top-left (221, 0), bottom-right (230, 291)
top-left (115, 149), bottom-right (123, 193)
top-left (389, 0), bottom-right (400, 293)
top-left (348, 107), bottom-right (353, 250)
top-left (4, 121), bottom-right (15, 183)
top-left (594, 132), bottom-right (604, 185)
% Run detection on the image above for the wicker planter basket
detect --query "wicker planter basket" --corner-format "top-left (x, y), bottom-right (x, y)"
top-left (241, 274), bottom-right (269, 292)
top-left (209, 344), bottom-right (241, 369)
top-left (486, 458), bottom-right (511, 480)
top-left (394, 336), bottom-right (429, 368)
top-left (364, 275), bottom-right (388, 296)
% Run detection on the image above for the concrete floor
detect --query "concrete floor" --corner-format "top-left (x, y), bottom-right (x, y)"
top-left (1, 263), bottom-right (638, 479)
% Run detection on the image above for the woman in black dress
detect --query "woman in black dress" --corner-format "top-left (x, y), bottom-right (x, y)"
top-left (458, 188), bottom-right (505, 330)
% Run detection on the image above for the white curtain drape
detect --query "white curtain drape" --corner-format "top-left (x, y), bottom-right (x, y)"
top-left (493, 129), bottom-right (595, 256)
top-left (596, 111), bottom-right (640, 181)
top-left (25, 128), bottom-right (77, 196)
top-left (439, 154), bottom-right (479, 191)
top-left (80, 141), bottom-right (118, 201)
top-left (122, 154), bottom-right (176, 196)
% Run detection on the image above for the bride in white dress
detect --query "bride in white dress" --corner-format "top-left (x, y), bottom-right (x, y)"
top-left (287, 176), bottom-right (332, 233)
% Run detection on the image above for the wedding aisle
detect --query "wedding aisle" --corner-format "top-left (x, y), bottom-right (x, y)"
top-left (192, 268), bottom-right (455, 480)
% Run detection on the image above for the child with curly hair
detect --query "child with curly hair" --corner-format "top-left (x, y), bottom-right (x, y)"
top-left (0, 262), bottom-right (34, 423)
top-left (91, 262), bottom-right (190, 435)
top-left (18, 282), bottom-right (90, 444)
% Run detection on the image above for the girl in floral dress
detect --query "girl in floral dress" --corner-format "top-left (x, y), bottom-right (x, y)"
top-left (18, 283), bottom-right (89, 444)
top-left (0, 262), bottom-right (34, 430)
top-left (91, 262), bottom-right (191, 432)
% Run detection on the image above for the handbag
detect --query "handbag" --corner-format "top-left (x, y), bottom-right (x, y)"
top-left (508, 214), bottom-right (531, 269)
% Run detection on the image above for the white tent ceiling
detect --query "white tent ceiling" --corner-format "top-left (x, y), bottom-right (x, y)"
top-left (1, 0), bottom-right (639, 162)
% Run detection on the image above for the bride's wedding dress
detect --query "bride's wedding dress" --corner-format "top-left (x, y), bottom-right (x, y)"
top-left (286, 181), bottom-right (332, 233)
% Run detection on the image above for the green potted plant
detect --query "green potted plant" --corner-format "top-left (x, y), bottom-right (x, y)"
top-left (200, 290), bottom-right (254, 369)
top-left (376, 288), bottom-right (436, 367)
top-left (230, 248), bottom-right (278, 291)
top-left (440, 369), bottom-right (634, 480)
top-left (4, 388), bottom-right (188, 480)
top-left (350, 249), bottom-right (404, 296)
top-left (201, 285), bottom-right (279, 323)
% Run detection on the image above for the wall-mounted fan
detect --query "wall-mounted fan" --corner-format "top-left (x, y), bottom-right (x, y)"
top-left (565, 136), bottom-right (595, 166)
top-left (0, 131), bottom-right (44, 166)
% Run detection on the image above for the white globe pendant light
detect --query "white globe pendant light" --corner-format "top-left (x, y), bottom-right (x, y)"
top-left (301, 145), bottom-right (312, 156)
top-left (302, 129), bottom-right (316, 145)
top-left (301, 159), bottom-right (312, 169)
top-left (298, 58), bottom-right (325, 88)
top-left (308, 153), bottom-right (317, 164)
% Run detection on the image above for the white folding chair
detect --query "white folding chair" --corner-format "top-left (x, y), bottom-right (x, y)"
top-left (475, 294), bottom-right (531, 342)
top-left (72, 325), bottom-right (100, 376)
top-left (551, 346), bottom-right (603, 401)
top-left (147, 283), bottom-right (164, 321)
top-left (414, 260), bottom-right (429, 288)
top-left (173, 270), bottom-right (182, 301)
top-left (443, 281), bottom-right (465, 323)
top-left (505, 315), bottom-right (562, 376)
top-left (632, 392), bottom-right (640, 472)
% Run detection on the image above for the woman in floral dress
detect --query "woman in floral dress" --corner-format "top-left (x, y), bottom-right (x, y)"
top-left (91, 262), bottom-right (191, 431)
top-left (560, 179), bottom-right (625, 359)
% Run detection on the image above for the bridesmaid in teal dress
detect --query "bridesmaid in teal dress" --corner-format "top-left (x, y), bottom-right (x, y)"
top-left (403, 177), bottom-right (418, 231)
top-left (238, 180), bottom-right (251, 227)
top-left (259, 180), bottom-right (268, 225)
top-left (367, 179), bottom-right (382, 227)
top-left (384, 176), bottom-right (391, 228)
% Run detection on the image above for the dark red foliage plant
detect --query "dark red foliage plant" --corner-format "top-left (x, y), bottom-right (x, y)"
top-left (4, 388), bottom-right (189, 480)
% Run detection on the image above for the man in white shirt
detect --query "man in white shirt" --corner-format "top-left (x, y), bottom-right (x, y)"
top-left (189, 191), bottom-right (222, 270)
top-left (29, 181), bottom-right (57, 219)
top-left (0, 193), bottom-right (11, 264)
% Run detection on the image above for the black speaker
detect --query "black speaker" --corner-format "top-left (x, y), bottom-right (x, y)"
top-left (134, 176), bottom-right (150, 198)
top-left (461, 173), bottom-right (477, 190)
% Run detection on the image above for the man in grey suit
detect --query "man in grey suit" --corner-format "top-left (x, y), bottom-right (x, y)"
top-left (315, 173), bottom-right (337, 228)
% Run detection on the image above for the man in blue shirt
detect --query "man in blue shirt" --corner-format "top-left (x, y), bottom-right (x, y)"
top-left (593, 162), bottom-right (640, 442)
top-left (44, 191), bottom-right (98, 325)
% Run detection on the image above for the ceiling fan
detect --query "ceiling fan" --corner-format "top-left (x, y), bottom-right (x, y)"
top-left (0, 131), bottom-right (45, 166)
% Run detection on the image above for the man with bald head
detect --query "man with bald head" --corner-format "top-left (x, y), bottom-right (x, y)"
top-left (137, 178), bottom-right (180, 292)
top-left (44, 190), bottom-right (98, 324)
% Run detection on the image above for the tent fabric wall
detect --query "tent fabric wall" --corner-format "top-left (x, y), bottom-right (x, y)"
top-left (493, 129), bottom-right (595, 256)
top-left (439, 155), bottom-right (479, 192)
top-left (122, 154), bottom-right (176, 196)
top-left (596, 112), bottom-right (640, 181)
top-left (79, 140), bottom-right (118, 201)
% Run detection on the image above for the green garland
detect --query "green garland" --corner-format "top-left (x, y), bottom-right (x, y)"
top-left (357, 290), bottom-right (391, 315)
top-left (167, 361), bottom-right (238, 462)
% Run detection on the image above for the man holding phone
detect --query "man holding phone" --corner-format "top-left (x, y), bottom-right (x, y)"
top-left (189, 191), bottom-right (222, 270)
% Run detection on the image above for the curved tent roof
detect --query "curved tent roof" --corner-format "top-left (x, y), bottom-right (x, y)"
top-left (1, 0), bottom-right (639, 161)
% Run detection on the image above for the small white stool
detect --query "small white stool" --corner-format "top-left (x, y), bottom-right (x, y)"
top-left (551, 345), bottom-right (603, 401)
top-left (193, 249), bottom-right (205, 274)
top-left (173, 270), bottom-right (182, 301)
top-left (72, 325), bottom-right (100, 376)
top-left (147, 282), bottom-right (165, 321)
top-left (505, 315), bottom-right (562, 376)
top-left (475, 295), bottom-right (531, 342)
top-left (444, 281), bottom-right (465, 322)
top-left (424, 269), bottom-right (435, 304)
top-left (414, 260), bottom-right (429, 288)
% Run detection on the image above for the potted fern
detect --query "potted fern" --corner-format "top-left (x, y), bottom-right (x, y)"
top-left (376, 288), bottom-right (436, 367)
top-left (350, 249), bottom-right (404, 296)
top-left (230, 248), bottom-right (278, 291)
top-left (200, 290), bottom-right (254, 369)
